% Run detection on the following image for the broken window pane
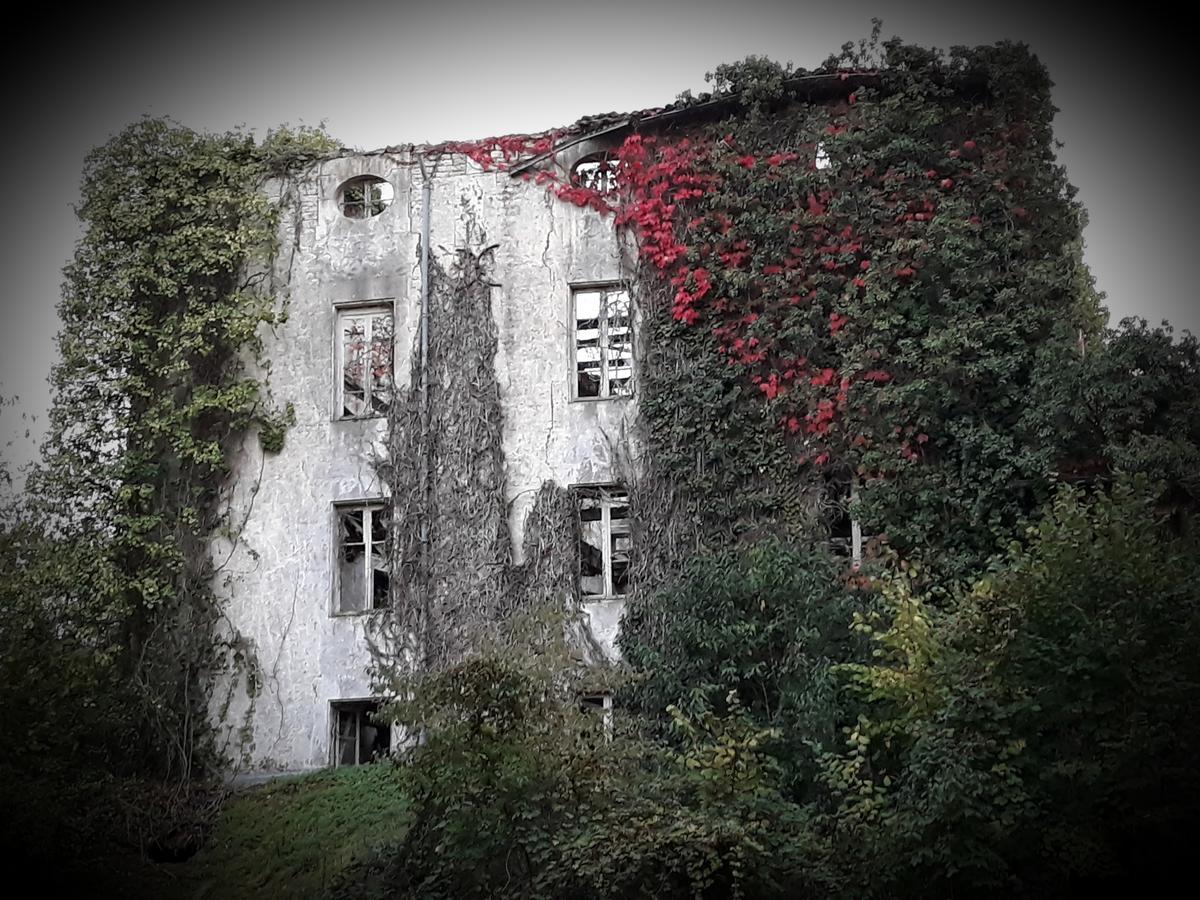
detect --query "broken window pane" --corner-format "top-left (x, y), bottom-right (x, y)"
top-left (816, 141), bottom-right (831, 170)
top-left (370, 506), bottom-right (389, 545)
top-left (341, 507), bottom-right (365, 544)
top-left (336, 709), bottom-right (359, 765)
top-left (371, 508), bottom-right (390, 610)
top-left (339, 176), bottom-right (393, 219)
top-left (605, 290), bottom-right (633, 396)
top-left (576, 486), bottom-right (631, 598)
top-left (342, 183), bottom-right (365, 219)
top-left (578, 490), bottom-right (605, 597)
top-left (573, 286), bottom-right (634, 399)
top-left (337, 304), bottom-right (393, 418)
top-left (571, 154), bottom-right (619, 194)
top-left (372, 565), bottom-right (390, 609)
top-left (341, 317), bottom-right (367, 417)
top-left (332, 701), bottom-right (391, 767)
top-left (610, 497), bottom-right (631, 596)
top-left (338, 547), bottom-right (367, 613)
top-left (826, 475), bottom-right (867, 565)
top-left (338, 508), bottom-right (367, 613)
top-left (337, 503), bottom-right (388, 614)
top-left (828, 478), bottom-right (852, 555)
top-left (577, 368), bottom-right (601, 398)
top-left (605, 290), bottom-right (630, 329)
top-left (366, 181), bottom-right (394, 216)
top-left (576, 290), bottom-right (601, 325)
top-left (369, 312), bottom-right (394, 413)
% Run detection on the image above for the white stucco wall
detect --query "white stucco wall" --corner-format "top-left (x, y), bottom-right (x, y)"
top-left (212, 142), bottom-right (637, 774)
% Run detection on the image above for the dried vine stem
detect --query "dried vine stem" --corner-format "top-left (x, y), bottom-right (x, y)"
top-left (369, 207), bottom-right (608, 703)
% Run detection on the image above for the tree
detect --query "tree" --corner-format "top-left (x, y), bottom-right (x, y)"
top-left (1023, 317), bottom-right (1200, 517)
top-left (355, 631), bottom-right (830, 900)
top-left (819, 476), bottom-right (1200, 896)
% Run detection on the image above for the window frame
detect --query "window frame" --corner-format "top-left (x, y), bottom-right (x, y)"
top-left (329, 698), bottom-right (391, 767)
top-left (828, 474), bottom-right (868, 567)
top-left (337, 175), bottom-right (395, 220)
top-left (570, 283), bottom-right (633, 401)
top-left (332, 499), bottom-right (390, 616)
top-left (570, 153), bottom-right (619, 194)
top-left (815, 140), bottom-right (832, 171)
top-left (574, 483), bottom-right (631, 601)
top-left (334, 300), bottom-right (395, 420)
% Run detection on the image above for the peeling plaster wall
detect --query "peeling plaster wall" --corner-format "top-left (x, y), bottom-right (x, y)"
top-left (213, 146), bottom-right (636, 774)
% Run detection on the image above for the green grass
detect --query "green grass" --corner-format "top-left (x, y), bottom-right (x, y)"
top-left (171, 764), bottom-right (412, 900)
top-left (1, 763), bottom-right (410, 899)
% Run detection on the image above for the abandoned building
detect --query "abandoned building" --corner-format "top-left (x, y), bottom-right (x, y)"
top-left (210, 77), bottom-right (920, 776)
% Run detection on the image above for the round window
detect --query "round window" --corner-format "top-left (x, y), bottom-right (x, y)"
top-left (338, 175), bottom-right (394, 219)
top-left (570, 153), bottom-right (619, 194)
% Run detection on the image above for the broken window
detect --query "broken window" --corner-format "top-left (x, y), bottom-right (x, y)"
top-left (335, 501), bottom-right (390, 614)
top-left (338, 175), bottom-right (394, 219)
top-left (571, 153), bottom-right (619, 194)
top-left (577, 485), bottom-right (630, 599)
top-left (337, 303), bottom-right (394, 418)
top-left (827, 474), bottom-right (867, 566)
top-left (331, 699), bottom-right (391, 766)
top-left (573, 286), bottom-right (632, 399)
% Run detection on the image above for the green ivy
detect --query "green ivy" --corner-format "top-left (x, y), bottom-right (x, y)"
top-left (616, 34), bottom-right (1104, 586)
top-left (619, 539), bottom-right (863, 799)
top-left (13, 117), bottom-right (338, 780)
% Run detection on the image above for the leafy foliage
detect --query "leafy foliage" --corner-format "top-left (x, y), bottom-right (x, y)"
top-left (620, 539), bottom-right (863, 796)
top-left (354, 642), bottom-right (830, 900)
top-left (704, 55), bottom-right (796, 118)
top-left (8, 118), bottom-right (337, 779)
top-left (1022, 317), bottom-right (1200, 509)
top-left (817, 477), bottom-right (1200, 895)
top-left (0, 119), bottom-right (339, 889)
top-left (595, 34), bottom-right (1105, 579)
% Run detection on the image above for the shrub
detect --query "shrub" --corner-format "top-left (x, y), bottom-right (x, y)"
top-left (349, 650), bottom-right (831, 899)
top-left (619, 538), bottom-right (865, 797)
top-left (818, 476), bottom-right (1200, 896)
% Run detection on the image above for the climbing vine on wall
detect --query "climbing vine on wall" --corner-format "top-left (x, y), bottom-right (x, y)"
top-left (623, 41), bottom-right (1099, 579)
top-left (379, 240), bottom-right (510, 675)
top-left (372, 219), bottom-right (601, 715)
top-left (23, 118), bottom-right (339, 779)
top-left (436, 30), bottom-right (1102, 581)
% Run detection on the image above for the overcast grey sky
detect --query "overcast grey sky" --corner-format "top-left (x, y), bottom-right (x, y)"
top-left (2, 1), bottom-right (1197, 475)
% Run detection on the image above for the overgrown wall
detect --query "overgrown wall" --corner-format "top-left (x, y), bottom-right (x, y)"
top-left (212, 144), bottom-right (635, 773)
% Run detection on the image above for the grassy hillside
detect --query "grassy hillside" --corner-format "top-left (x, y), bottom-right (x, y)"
top-left (177, 764), bottom-right (411, 899)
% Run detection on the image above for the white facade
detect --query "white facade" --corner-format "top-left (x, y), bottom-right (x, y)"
top-left (212, 140), bottom-right (638, 774)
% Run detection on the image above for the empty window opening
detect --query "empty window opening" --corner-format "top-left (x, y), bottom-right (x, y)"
top-left (815, 141), bottom-right (831, 170)
top-left (332, 700), bottom-right (391, 766)
top-left (571, 153), bottom-right (619, 194)
top-left (579, 692), bottom-right (614, 741)
top-left (577, 485), bottom-right (630, 599)
top-left (336, 502), bottom-right (390, 614)
top-left (573, 286), bottom-right (632, 399)
top-left (337, 303), bottom-right (394, 418)
top-left (338, 175), bottom-right (394, 219)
